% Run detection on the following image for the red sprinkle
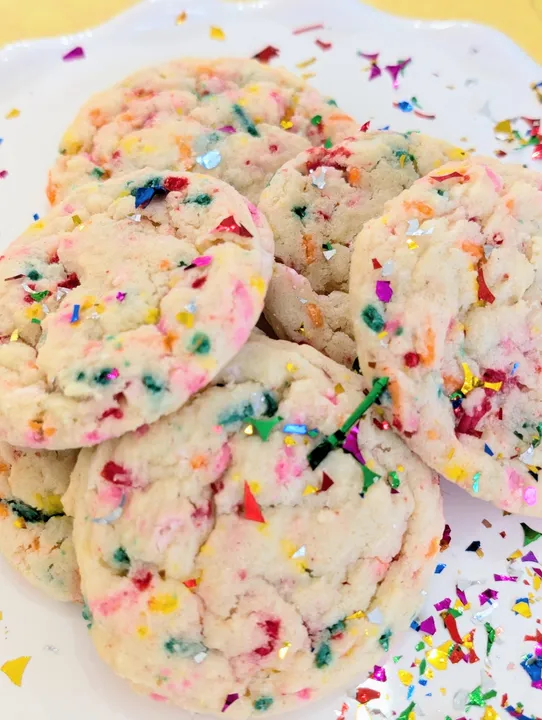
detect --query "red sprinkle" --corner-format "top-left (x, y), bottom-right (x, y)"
top-left (404, 351), bottom-right (420, 368)
top-left (58, 272), bottom-right (80, 289)
top-left (99, 407), bottom-right (124, 421)
top-left (191, 276), bottom-right (207, 289)
top-left (360, 121), bottom-right (371, 132)
top-left (293, 23), bottom-right (324, 35)
top-left (252, 45), bottom-right (280, 63)
top-left (214, 215), bottom-right (253, 238)
top-left (243, 482), bottom-right (265, 523)
top-left (430, 171), bottom-right (468, 183)
top-left (356, 687), bottom-right (381, 704)
top-left (0, 170), bottom-right (8, 179)
top-left (319, 472), bottom-right (334, 493)
top-left (163, 176), bottom-right (189, 192)
top-left (315, 38), bottom-right (332, 50)
top-left (477, 267), bottom-right (495, 304)
top-left (101, 461), bottom-right (132, 486)
top-left (372, 258), bottom-right (382, 269)
top-left (131, 569), bottom-right (153, 592)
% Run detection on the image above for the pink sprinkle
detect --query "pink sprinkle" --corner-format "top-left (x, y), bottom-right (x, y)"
top-left (484, 165), bottom-right (504, 193)
top-left (62, 46), bottom-right (85, 61)
top-left (419, 616), bottom-right (436, 635)
top-left (368, 64), bottom-right (382, 81)
top-left (534, 568), bottom-right (542, 579)
top-left (218, 125), bottom-right (236, 134)
top-left (494, 574), bottom-right (518, 582)
top-left (533, 679), bottom-right (542, 690)
top-left (293, 23), bottom-right (324, 35)
top-left (434, 597), bottom-right (451, 612)
top-left (149, 693), bottom-right (167, 702)
top-left (222, 693), bottom-right (239, 712)
top-left (342, 425), bottom-right (365, 465)
top-left (106, 368), bottom-right (120, 380)
top-left (315, 39), bottom-right (332, 51)
top-left (375, 280), bottom-right (393, 303)
top-left (358, 51), bottom-right (380, 62)
top-left (193, 255), bottom-right (212, 267)
top-left (371, 665), bottom-right (387, 682)
top-left (0, 170), bottom-right (7, 179)
top-left (524, 486), bottom-right (537, 505)
top-left (116, 291), bottom-right (126, 302)
top-left (384, 59), bottom-right (412, 89)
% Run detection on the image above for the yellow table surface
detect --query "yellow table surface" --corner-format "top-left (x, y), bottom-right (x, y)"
top-left (1, 0), bottom-right (541, 62)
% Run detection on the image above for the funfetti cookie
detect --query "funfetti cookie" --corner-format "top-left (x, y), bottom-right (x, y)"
top-left (0, 444), bottom-right (80, 602)
top-left (67, 334), bottom-right (443, 719)
top-left (350, 156), bottom-right (542, 516)
top-left (0, 169), bottom-right (273, 449)
top-left (47, 57), bottom-right (358, 204)
top-left (259, 131), bottom-right (466, 366)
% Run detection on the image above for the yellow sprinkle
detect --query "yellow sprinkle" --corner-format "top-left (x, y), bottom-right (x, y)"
top-left (278, 642), bottom-right (291, 660)
top-left (302, 484), bottom-right (317, 496)
top-left (454, 598), bottom-right (470, 610)
top-left (283, 435), bottom-right (296, 447)
top-left (0, 611), bottom-right (2, 620)
top-left (145, 308), bottom-right (160, 324)
top-left (30, 220), bottom-right (44, 231)
top-left (534, 574), bottom-right (541, 591)
top-left (9, 329), bottom-right (19, 342)
top-left (24, 304), bottom-right (44, 321)
top-left (244, 424), bottom-right (254, 436)
top-left (447, 448), bottom-right (455, 460)
top-left (136, 626), bottom-right (149, 638)
top-left (512, 600), bottom-right (532, 618)
top-left (280, 120), bottom-right (293, 130)
top-left (399, 154), bottom-right (406, 168)
top-left (476, 548), bottom-right (485, 558)
top-left (334, 383), bottom-right (344, 395)
top-left (426, 648), bottom-right (448, 671)
top-left (94, 302), bottom-right (105, 315)
top-left (209, 25), bottom-right (225, 40)
top-left (34, 494), bottom-right (63, 515)
top-left (461, 362), bottom-right (483, 395)
top-left (423, 634), bottom-right (433, 647)
top-left (426, 668), bottom-right (434, 680)
top-left (483, 381), bottom-right (502, 392)
top-left (377, 330), bottom-right (388, 339)
top-left (442, 463), bottom-right (468, 482)
top-left (5, 108), bottom-right (20, 119)
top-left (72, 214), bottom-right (82, 226)
top-left (439, 687), bottom-right (446, 695)
top-left (248, 481), bottom-right (261, 494)
top-left (13, 518), bottom-right (25, 529)
top-left (286, 362), bottom-right (298, 373)
top-left (250, 275), bottom-right (266, 295)
top-left (1, 656), bottom-right (31, 686)
top-left (406, 239), bottom-right (418, 250)
top-left (176, 310), bottom-right (194, 327)
top-left (398, 670), bottom-right (413, 686)
top-left (397, 465), bottom-right (404, 472)
top-left (176, 11), bottom-right (187, 24)
top-left (346, 609), bottom-right (365, 620)
top-left (482, 707), bottom-right (500, 720)
top-left (301, 72), bottom-right (316, 80)
top-left (199, 542), bottom-right (214, 556)
top-left (81, 295), bottom-right (96, 311)
top-left (148, 594), bottom-right (179, 614)
top-left (446, 147), bottom-right (468, 161)
top-left (119, 136), bottom-right (140, 154)
top-left (296, 57), bottom-right (316, 69)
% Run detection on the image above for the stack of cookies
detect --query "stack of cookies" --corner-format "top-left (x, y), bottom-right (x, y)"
top-left (0, 57), bottom-right (539, 719)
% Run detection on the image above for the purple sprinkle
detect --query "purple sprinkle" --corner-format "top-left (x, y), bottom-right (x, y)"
top-left (358, 51), bottom-right (380, 62)
top-left (221, 693), bottom-right (239, 712)
top-left (533, 679), bottom-right (542, 690)
top-left (342, 425), bottom-right (365, 465)
top-left (106, 368), bottom-right (120, 381)
top-left (375, 280), bottom-right (393, 303)
top-left (456, 586), bottom-right (468, 606)
top-left (371, 665), bottom-right (387, 682)
top-left (368, 63), bottom-right (382, 80)
top-left (63, 46), bottom-right (85, 61)
top-left (533, 567), bottom-right (542, 579)
top-left (434, 597), bottom-right (451, 612)
top-left (522, 551), bottom-right (538, 563)
top-left (418, 616), bottom-right (436, 635)
top-left (479, 588), bottom-right (498, 605)
top-left (384, 58), bottom-right (411, 89)
top-left (116, 291), bottom-right (127, 302)
top-left (219, 125), bottom-right (237, 134)
top-left (494, 574), bottom-right (518, 582)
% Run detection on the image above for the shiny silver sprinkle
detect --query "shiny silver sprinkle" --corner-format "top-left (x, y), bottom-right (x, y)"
top-left (91, 492), bottom-right (126, 525)
top-left (42, 304), bottom-right (50, 315)
top-left (473, 602), bottom-right (498, 623)
top-left (43, 645), bottom-right (59, 654)
top-left (310, 167), bottom-right (327, 189)
top-left (128, 213), bottom-right (142, 222)
top-left (367, 608), bottom-right (383, 625)
top-left (292, 545), bottom-right (306, 559)
top-left (381, 260), bottom-right (394, 277)
top-left (406, 218), bottom-right (434, 237)
top-left (478, 100), bottom-right (494, 121)
top-left (196, 149), bottom-right (222, 170)
top-left (323, 248), bottom-right (336, 260)
top-left (185, 301), bottom-right (197, 314)
top-left (298, 297), bottom-right (308, 304)
top-left (453, 689), bottom-right (468, 710)
top-left (483, 244), bottom-right (495, 259)
top-left (56, 287), bottom-right (69, 302)
top-left (465, 78), bottom-right (479, 87)
top-left (519, 445), bottom-right (534, 464)
top-left (193, 651), bottom-right (208, 664)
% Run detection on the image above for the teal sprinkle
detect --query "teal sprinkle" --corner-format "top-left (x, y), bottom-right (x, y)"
top-left (164, 637), bottom-right (207, 658)
top-left (183, 193), bottom-right (213, 206)
top-left (142, 374), bottom-right (163, 394)
top-left (315, 641), bottom-right (332, 668)
top-left (218, 401), bottom-right (254, 426)
top-left (472, 471), bottom-right (481, 493)
top-left (91, 167), bottom-right (105, 178)
top-left (129, 176), bottom-right (163, 194)
top-left (112, 547), bottom-right (130, 567)
top-left (76, 371), bottom-right (86, 381)
top-left (253, 697), bottom-right (274, 712)
top-left (379, 628), bottom-right (392, 651)
top-left (393, 149), bottom-right (415, 164)
top-left (6, 499), bottom-right (62, 523)
top-left (93, 368), bottom-right (115, 385)
top-left (232, 103), bottom-right (260, 137)
top-left (327, 619), bottom-right (346, 635)
top-left (262, 392), bottom-right (279, 417)
top-left (27, 269), bottom-right (42, 281)
top-left (361, 304), bottom-right (385, 333)
top-left (436, 188), bottom-right (445, 196)
top-left (292, 205), bottom-right (307, 220)
top-left (187, 332), bottom-right (211, 355)
top-left (326, 99), bottom-right (338, 106)
top-left (82, 602), bottom-right (93, 629)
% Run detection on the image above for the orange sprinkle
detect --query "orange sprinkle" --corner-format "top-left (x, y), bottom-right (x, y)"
top-left (427, 429), bottom-right (439, 440)
top-left (420, 327), bottom-right (435, 367)
top-left (159, 260), bottom-right (171, 271)
top-left (175, 138), bottom-right (193, 161)
top-left (163, 332), bottom-right (178, 353)
top-left (0, 462), bottom-right (10, 473)
top-left (190, 455), bottom-right (208, 470)
top-left (28, 420), bottom-right (42, 432)
top-left (89, 108), bottom-right (106, 129)
top-left (31, 537), bottom-right (40, 551)
top-left (302, 234), bottom-right (317, 264)
top-left (46, 173), bottom-right (57, 204)
top-left (43, 427), bottom-right (56, 438)
top-left (0, 504), bottom-right (9, 519)
top-left (347, 167), bottom-right (361, 186)
top-left (460, 240), bottom-right (483, 259)
top-left (506, 198), bottom-right (514, 211)
top-left (327, 112), bottom-right (354, 123)
top-left (306, 303), bottom-right (324, 328)
top-left (443, 373), bottom-right (461, 394)
top-left (388, 378), bottom-right (403, 416)
top-left (404, 201), bottom-right (434, 219)
top-left (425, 537), bottom-right (440, 558)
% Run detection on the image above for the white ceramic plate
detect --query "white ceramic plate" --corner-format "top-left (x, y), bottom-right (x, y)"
top-left (0, 1), bottom-right (541, 718)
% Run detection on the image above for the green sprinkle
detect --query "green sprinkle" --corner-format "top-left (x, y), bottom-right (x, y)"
top-left (466, 685), bottom-right (497, 708)
top-left (142, 375), bottom-right (163, 394)
top-left (311, 114), bottom-right (323, 126)
top-left (436, 188), bottom-right (445, 196)
top-left (327, 619), bottom-right (346, 635)
top-left (388, 471), bottom-right (401, 489)
top-left (393, 655), bottom-right (403, 663)
top-left (76, 371), bottom-right (86, 381)
top-left (292, 205), bottom-right (307, 220)
top-left (521, 521), bottom-right (542, 547)
top-left (361, 465), bottom-right (381, 495)
top-left (91, 167), bottom-right (105, 178)
top-left (394, 326), bottom-right (404, 336)
top-left (308, 428), bottom-right (319, 438)
top-left (82, 602), bottom-right (93, 629)
top-left (6, 499), bottom-right (62, 523)
top-left (253, 697), bottom-right (274, 712)
top-left (419, 658), bottom-right (427, 676)
top-left (398, 701), bottom-right (416, 720)
top-left (218, 401), bottom-right (254, 426)
top-left (314, 641), bottom-right (332, 668)
top-left (484, 621), bottom-right (496, 656)
top-left (164, 638), bottom-right (207, 658)
top-left (183, 193), bottom-right (213, 206)
top-left (187, 332), bottom-right (211, 355)
top-left (248, 416), bottom-right (283, 441)
top-left (232, 103), bottom-right (259, 137)
top-left (31, 318), bottom-right (41, 325)
top-left (324, 137), bottom-right (332, 149)
top-left (361, 304), bottom-right (385, 333)
top-left (29, 290), bottom-right (50, 302)
top-left (379, 628), bottom-right (392, 651)
top-left (415, 641), bottom-right (424, 651)
top-left (27, 269), bottom-right (42, 281)
top-left (112, 547), bottom-right (130, 567)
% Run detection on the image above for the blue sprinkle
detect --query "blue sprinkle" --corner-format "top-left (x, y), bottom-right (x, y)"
top-left (0, 138), bottom-right (3, 145)
top-left (283, 423), bottom-right (308, 435)
top-left (397, 101), bottom-right (413, 113)
top-left (407, 685), bottom-right (415, 700)
top-left (511, 362), bottom-right (519, 376)
top-left (71, 304), bottom-right (81, 323)
top-left (410, 619), bottom-right (420, 631)
top-left (505, 706), bottom-right (533, 720)
top-left (378, 125), bottom-right (390, 131)
top-left (434, 563), bottom-right (446, 574)
top-left (33, 213), bottom-right (39, 221)
top-left (484, 443), bottom-right (494, 456)
top-left (520, 653), bottom-right (542, 684)
top-left (196, 149), bottom-right (222, 170)
top-left (419, 678), bottom-right (428, 687)
top-left (135, 186), bottom-right (157, 208)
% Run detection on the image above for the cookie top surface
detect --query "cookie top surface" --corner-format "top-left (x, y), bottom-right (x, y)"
top-left (48, 57), bottom-right (358, 204)
top-left (350, 156), bottom-right (542, 515)
top-left (68, 334), bottom-right (443, 718)
top-left (0, 443), bottom-right (80, 602)
top-left (0, 169), bottom-right (273, 449)
top-left (259, 131), bottom-right (464, 366)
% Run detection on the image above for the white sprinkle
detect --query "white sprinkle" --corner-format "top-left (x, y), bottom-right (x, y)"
top-left (193, 651), bottom-right (208, 664)
top-left (292, 545), bottom-right (306, 559)
top-left (367, 608), bottom-right (383, 625)
top-left (309, 167), bottom-right (327, 189)
top-left (323, 248), bottom-right (336, 260)
top-left (381, 260), bottom-right (394, 277)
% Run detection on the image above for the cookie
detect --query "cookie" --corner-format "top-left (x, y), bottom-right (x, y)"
top-left (350, 156), bottom-right (542, 515)
top-left (67, 334), bottom-right (443, 718)
top-left (260, 131), bottom-right (466, 366)
top-left (0, 443), bottom-right (80, 602)
top-left (0, 169), bottom-right (273, 449)
top-left (48, 57), bottom-right (358, 204)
